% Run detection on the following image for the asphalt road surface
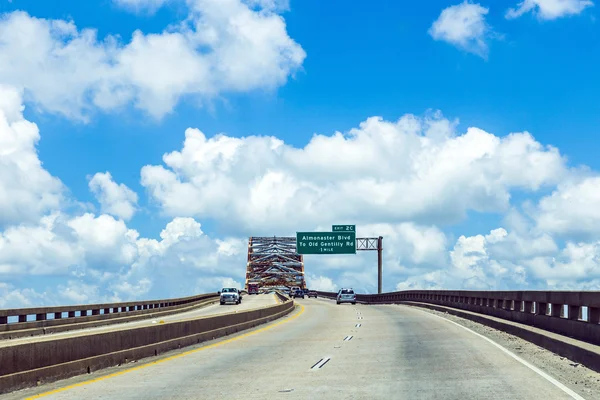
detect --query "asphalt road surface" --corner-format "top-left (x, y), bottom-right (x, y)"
top-left (3, 297), bottom-right (590, 400)
top-left (0, 293), bottom-right (276, 348)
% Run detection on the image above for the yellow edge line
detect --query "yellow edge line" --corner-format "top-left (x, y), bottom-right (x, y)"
top-left (26, 302), bottom-right (304, 399)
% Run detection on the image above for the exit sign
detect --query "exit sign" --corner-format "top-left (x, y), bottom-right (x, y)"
top-left (332, 225), bottom-right (355, 232)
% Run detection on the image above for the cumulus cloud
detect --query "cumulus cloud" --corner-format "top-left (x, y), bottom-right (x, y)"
top-left (306, 275), bottom-right (337, 292)
top-left (141, 113), bottom-right (567, 235)
top-left (113, 0), bottom-right (171, 14)
top-left (533, 176), bottom-right (600, 239)
top-left (506, 0), bottom-right (594, 20)
top-left (0, 1), bottom-right (305, 121)
top-left (0, 212), bottom-right (248, 305)
top-left (89, 172), bottom-right (139, 220)
top-left (429, 1), bottom-right (494, 58)
top-left (0, 85), bottom-right (64, 227)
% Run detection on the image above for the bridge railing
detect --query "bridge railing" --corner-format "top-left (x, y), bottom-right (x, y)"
top-left (0, 292), bottom-right (219, 332)
top-left (316, 290), bottom-right (600, 345)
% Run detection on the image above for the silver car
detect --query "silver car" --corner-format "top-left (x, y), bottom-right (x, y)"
top-left (336, 288), bottom-right (356, 305)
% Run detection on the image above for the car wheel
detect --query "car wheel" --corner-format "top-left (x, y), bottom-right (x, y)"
top-left (352, 302), bottom-right (356, 305)
top-left (220, 301), bottom-right (224, 305)
top-left (336, 301), bottom-right (340, 305)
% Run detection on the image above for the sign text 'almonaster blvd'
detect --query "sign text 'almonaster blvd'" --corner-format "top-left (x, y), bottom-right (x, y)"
top-left (296, 232), bottom-right (356, 254)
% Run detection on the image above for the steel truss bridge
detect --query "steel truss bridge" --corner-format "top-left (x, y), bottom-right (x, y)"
top-left (245, 237), bottom-right (305, 291)
top-left (245, 236), bottom-right (383, 292)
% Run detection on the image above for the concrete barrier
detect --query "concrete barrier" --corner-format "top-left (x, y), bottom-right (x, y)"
top-left (0, 292), bottom-right (219, 333)
top-left (0, 296), bottom-right (218, 341)
top-left (0, 296), bottom-right (295, 394)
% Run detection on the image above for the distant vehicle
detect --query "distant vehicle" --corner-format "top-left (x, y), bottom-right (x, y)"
top-left (307, 290), bottom-right (317, 298)
top-left (337, 288), bottom-right (356, 305)
top-left (290, 286), bottom-right (304, 299)
top-left (248, 282), bottom-right (259, 295)
top-left (219, 288), bottom-right (241, 305)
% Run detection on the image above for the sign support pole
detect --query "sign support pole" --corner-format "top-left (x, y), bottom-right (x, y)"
top-left (377, 236), bottom-right (383, 294)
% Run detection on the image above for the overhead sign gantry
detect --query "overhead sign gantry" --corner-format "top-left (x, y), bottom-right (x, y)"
top-left (245, 225), bottom-right (384, 294)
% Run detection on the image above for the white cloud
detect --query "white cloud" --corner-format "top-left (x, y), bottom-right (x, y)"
top-left (0, 213), bottom-right (82, 276)
top-left (0, 282), bottom-right (49, 308)
top-left (429, 1), bottom-right (493, 58)
top-left (506, 0), bottom-right (594, 20)
top-left (0, 1), bottom-right (305, 121)
top-left (89, 172), bottom-right (139, 221)
top-left (0, 85), bottom-right (64, 227)
top-left (533, 176), bottom-right (600, 239)
top-left (141, 114), bottom-right (567, 234)
top-left (113, 0), bottom-right (171, 14)
top-left (196, 276), bottom-right (242, 293)
top-left (306, 275), bottom-right (337, 292)
top-left (396, 227), bottom-right (532, 291)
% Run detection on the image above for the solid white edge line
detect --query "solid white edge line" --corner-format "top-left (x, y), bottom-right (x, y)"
top-left (425, 311), bottom-right (586, 400)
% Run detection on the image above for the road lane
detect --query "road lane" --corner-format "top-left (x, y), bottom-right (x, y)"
top-left (0, 294), bottom-right (276, 349)
top-left (3, 297), bottom-right (590, 400)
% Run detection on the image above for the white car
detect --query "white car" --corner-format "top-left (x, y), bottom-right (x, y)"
top-left (219, 288), bottom-right (241, 305)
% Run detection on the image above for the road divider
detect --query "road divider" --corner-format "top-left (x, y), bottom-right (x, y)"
top-left (0, 293), bottom-right (221, 339)
top-left (0, 292), bottom-right (293, 395)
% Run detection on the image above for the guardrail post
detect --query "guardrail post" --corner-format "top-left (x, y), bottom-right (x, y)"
top-left (18, 315), bottom-right (26, 323)
top-left (92, 309), bottom-right (100, 316)
top-left (81, 310), bottom-right (88, 317)
top-left (551, 304), bottom-right (562, 318)
top-left (36, 313), bottom-right (46, 321)
top-left (538, 302), bottom-right (548, 315)
top-left (0, 316), bottom-right (7, 324)
top-left (68, 311), bottom-right (75, 318)
top-left (590, 307), bottom-right (600, 324)
top-left (524, 301), bottom-right (533, 313)
top-left (104, 308), bottom-right (110, 314)
top-left (54, 312), bottom-right (62, 319)
top-left (569, 305), bottom-right (581, 321)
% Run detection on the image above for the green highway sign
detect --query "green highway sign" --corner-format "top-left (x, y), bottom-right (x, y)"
top-left (332, 224), bottom-right (355, 232)
top-left (296, 232), bottom-right (356, 255)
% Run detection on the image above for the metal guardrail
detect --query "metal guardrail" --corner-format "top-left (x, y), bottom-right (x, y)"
top-left (316, 290), bottom-right (600, 345)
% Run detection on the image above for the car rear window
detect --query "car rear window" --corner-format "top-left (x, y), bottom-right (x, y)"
top-left (341, 289), bottom-right (354, 294)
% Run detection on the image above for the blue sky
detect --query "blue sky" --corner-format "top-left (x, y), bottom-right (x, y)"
top-left (0, 0), bottom-right (599, 305)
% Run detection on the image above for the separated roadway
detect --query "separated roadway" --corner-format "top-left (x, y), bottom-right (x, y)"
top-left (2, 297), bottom-right (593, 400)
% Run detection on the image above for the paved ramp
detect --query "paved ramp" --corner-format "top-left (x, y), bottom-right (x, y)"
top-left (4, 297), bottom-right (593, 399)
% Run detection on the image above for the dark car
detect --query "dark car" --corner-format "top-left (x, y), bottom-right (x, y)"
top-left (307, 290), bottom-right (317, 298)
top-left (291, 286), bottom-right (304, 299)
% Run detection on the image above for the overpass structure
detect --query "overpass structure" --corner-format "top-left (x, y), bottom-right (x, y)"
top-left (2, 289), bottom-right (600, 399)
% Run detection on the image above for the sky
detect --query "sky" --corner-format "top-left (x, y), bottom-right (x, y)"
top-left (0, 0), bottom-right (599, 307)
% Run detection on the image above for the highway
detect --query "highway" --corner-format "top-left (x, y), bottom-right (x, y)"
top-left (0, 294), bottom-right (277, 348)
top-left (4, 297), bottom-right (589, 400)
